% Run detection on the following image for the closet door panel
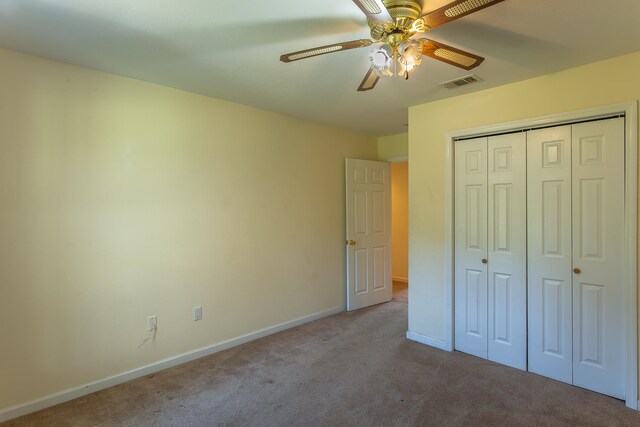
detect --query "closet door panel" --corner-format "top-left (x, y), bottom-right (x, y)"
top-left (571, 118), bottom-right (625, 399)
top-left (455, 137), bottom-right (488, 358)
top-left (487, 133), bottom-right (527, 370)
top-left (527, 126), bottom-right (573, 384)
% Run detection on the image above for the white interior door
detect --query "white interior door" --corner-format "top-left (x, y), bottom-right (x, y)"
top-left (571, 118), bottom-right (625, 399)
top-left (455, 137), bottom-right (489, 358)
top-left (527, 118), bottom-right (626, 399)
top-left (487, 133), bottom-right (527, 370)
top-left (345, 159), bottom-right (391, 311)
top-left (455, 134), bottom-right (527, 367)
top-left (527, 125), bottom-right (573, 384)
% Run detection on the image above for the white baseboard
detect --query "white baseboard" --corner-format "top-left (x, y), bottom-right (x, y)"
top-left (0, 305), bottom-right (344, 423)
top-left (392, 276), bottom-right (408, 283)
top-left (406, 330), bottom-right (452, 352)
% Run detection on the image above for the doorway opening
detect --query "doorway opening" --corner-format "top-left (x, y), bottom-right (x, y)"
top-left (391, 161), bottom-right (409, 304)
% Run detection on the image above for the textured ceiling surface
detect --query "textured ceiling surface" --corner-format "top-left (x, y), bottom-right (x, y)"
top-left (1, 0), bottom-right (640, 136)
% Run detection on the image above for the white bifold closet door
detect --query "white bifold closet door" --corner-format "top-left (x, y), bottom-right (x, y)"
top-left (527, 118), bottom-right (625, 399)
top-left (527, 125), bottom-right (573, 382)
top-left (455, 133), bottom-right (527, 370)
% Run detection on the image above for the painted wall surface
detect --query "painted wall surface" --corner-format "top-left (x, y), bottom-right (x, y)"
top-left (0, 47), bottom-right (377, 411)
top-left (378, 133), bottom-right (408, 161)
top-left (408, 52), bottom-right (640, 347)
top-left (391, 162), bottom-right (408, 282)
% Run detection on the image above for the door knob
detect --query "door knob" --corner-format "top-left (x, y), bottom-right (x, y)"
top-left (346, 240), bottom-right (356, 246)
top-left (481, 258), bottom-right (488, 264)
top-left (573, 267), bottom-right (581, 274)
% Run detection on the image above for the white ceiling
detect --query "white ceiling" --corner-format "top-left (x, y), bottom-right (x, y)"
top-left (1, 0), bottom-right (639, 136)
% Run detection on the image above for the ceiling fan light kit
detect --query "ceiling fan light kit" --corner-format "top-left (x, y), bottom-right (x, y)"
top-left (280, 0), bottom-right (505, 91)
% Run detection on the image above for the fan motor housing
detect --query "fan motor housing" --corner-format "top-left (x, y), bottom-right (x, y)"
top-left (368, 0), bottom-right (424, 41)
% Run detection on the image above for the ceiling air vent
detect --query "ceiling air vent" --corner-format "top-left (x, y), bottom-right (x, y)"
top-left (439, 74), bottom-right (483, 89)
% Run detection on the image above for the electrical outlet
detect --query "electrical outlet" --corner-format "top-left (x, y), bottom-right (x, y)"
top-left (193, 306), bottom-right (202, 321)
top-left (147, 315), bottom-right (157, 332)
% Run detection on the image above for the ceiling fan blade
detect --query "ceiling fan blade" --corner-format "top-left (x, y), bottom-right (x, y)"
top-left (280, 39), bottom-right (373, 63)
top-left (422, 0), bottom-right (505, 30)
top-left (352, 0), bottom-right (394, 24)
top-left (357, 68), bottom-right (380, 91)
top-left (421, 39), bottom-right (484, 70)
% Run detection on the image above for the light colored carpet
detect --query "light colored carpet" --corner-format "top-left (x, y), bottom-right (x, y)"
top-left (392, 281), bottom-right (408, 304)
top-left (4, 294), bottom-right (640, 426)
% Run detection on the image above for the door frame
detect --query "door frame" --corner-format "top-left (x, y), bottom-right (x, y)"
top-left (443, 101), bottom-right (638, 409)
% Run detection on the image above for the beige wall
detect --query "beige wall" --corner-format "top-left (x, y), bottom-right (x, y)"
top-left (378, 132), bottom-right (408, 161)
top-left (391, 162), bottom-right (408, 282)
top-left (380, 133), bottom-right (409, 283)
top-left (0, 47), bottom-right (377, 412)
top-left (408, 52), bottom-right (640, 355)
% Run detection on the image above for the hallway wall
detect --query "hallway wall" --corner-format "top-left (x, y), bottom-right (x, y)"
top-left (391, 162), bottom-right (408, 282)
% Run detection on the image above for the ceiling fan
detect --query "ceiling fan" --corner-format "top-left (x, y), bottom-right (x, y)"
top-left (280, 0), bottom-right (505, 91)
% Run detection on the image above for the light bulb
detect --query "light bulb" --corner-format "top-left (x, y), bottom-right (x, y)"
top-left (397, 40), bottom-right (424, 77)
top-left (369, 44), bottom-right (394, 77)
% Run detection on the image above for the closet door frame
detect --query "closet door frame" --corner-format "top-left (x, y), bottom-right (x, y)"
top-left (443, 102), bottom-right (638, 410)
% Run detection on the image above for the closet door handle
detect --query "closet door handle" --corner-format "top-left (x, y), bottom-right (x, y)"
top-left (482, 258), bottom-right (488, 264)
top-left (573, 267), bottom-right (581, 274)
